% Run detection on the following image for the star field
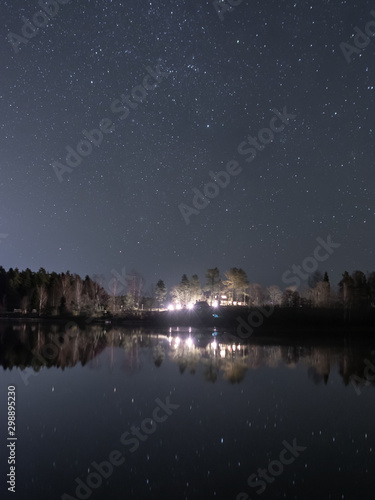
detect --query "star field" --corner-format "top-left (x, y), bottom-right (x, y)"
top-left (0, 0), bottom-right (374, 289)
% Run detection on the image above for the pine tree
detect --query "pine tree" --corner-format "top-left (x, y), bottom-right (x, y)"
top-left (155, 279), bottom-right (167, 310)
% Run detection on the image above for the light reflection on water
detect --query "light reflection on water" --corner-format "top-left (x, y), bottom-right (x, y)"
top-left (1, 322), bottom-right (375, 500)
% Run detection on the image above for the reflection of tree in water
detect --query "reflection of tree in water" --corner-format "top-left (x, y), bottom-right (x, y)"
top-left (178, 358), bottom-right (187, 374)
top-left (153, 344), bottom-right (165, 367)
top-left (185, 349), bottom-right (200, 374)
top-left (202, 358), bottom-right (220, 383)
top-left (114, 329), bottom-right (142, 373)
top-left (280, 345), bottom-right (301, 366)
top-left (201, 342), bottom-right (247, 383)
top-left (308, 366), bottom-right (329, 385)
top-left (0, 322), bottom-right (107, 371)
top-left (169, 340), bottom-right (200, 374)
top-left (338, 349), bottom-right (375, 390)
top-left (2, 324), bottom-right (375, 391)
top-left (105, 328), bottom-right (166, 372)
top-left (222, 359), bottom-right (247, 384)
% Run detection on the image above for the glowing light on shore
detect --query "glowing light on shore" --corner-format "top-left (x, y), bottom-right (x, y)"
top-left (186, 337), bottom-right (193, 348)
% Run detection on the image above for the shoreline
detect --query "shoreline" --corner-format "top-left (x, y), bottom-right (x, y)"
top-left (1, 307), bottom-right (374, 340)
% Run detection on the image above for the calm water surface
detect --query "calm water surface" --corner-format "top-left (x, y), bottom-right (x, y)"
top-left (1, 322), bottom-right (375, 500)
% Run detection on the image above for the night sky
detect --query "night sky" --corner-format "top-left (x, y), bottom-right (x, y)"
top-left (1, 0), bottom-right (374, 291)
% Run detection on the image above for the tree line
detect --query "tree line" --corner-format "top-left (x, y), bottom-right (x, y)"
top-left (0, 267), bottom-right (108, 315)
top-left (155, 268), bottom-right (375, 311)
top-left (0, 265), bottom-right (374, 316)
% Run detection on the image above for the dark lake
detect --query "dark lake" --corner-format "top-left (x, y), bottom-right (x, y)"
top-left (1, 322), bottom-right (375, 500)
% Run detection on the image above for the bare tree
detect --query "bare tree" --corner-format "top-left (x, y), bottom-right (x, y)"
top-left (266, 285), bottom-right (283, 306)
top-left (205, 268), bottom-right (221, 305)
top-left (313, 281), bottom-right (330, 307)
top-left (74, 274), bottom-right (83, 313)
top-left (247, 283), bottom-right (265, 306)
top-left (37, 284), bottom-right (48, 314)
top-left (126, 271), bottom-right (144, 309)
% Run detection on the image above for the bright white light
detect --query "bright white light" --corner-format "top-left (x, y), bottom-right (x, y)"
top-left (220, 349), bottom-right (226, 358)
top-left (187, 302), bottom-right (194, 309)
top-left (176, 304), bottom-right (182, 310)
top-left (211, 340), bottom-right (217, 350)
top-left (232, 344), bottom-right (236, 351)
top-left (168, 304), bottom-right (174, 311)
top-left (175, 337), bottom-right (181, 346)
top-left (186, 337), bottom-right (193, 348)
top-left (212, 300), bottom-right (219, 307)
